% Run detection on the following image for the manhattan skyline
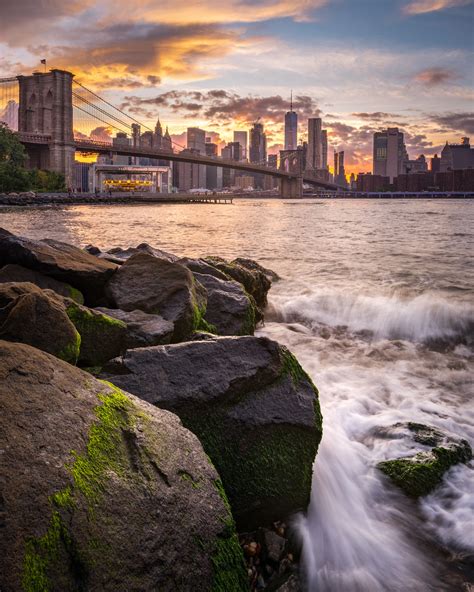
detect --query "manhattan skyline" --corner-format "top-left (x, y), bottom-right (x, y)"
top-left (0, 0), bottom-right (473, 175)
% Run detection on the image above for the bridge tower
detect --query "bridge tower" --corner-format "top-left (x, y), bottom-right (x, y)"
top-left (17, 69), bottom-right (75, 186)
top-left (279, 148), bottom-right (303, 198)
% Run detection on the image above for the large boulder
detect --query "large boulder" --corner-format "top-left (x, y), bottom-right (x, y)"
top-left (232, 257), bottom-right (280, 282)
top-left (105, 253), bottom-right (207, 341)
top-left (0, 230), bottom-right (117, 305)
top-left (0, 290), bottom-right (80, 364)
top-left (100, 336), bottom-right (322, 530)
top-left (0, 264), bottom-right (84, 303)
top-left (96, 307), bottom-right (174, 348)
top-left (179, 257), bottom-right (231, 282)
top-left (0, 282), bottom-right (125, 367)
top-left (194, 272), bottom-right (256, 336)
top-left (378, 422), bottom-right (472, 497)
top-left (204, 256), bottom-right (271, 311)
top-left (107, 243), bottom-right (179, 263)
top-left (64, 301), bottom-right (127, 366)
top-left (0, 341), bottom-right (247, 592)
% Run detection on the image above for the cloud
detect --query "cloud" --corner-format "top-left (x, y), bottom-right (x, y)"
top-left (413, 67), bottom-right (458, 86)
top-left (122, 90), bottom-right (321, 128)
top-left (352, 112), bottom-right (403, 121)
top-left (402, 0), bottom-right (472, 14)
top-left (90, 126), bottom-right (113, 141)
top-left (429, 112), bottom-right (474, 134)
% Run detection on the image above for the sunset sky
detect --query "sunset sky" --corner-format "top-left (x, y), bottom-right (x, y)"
top-left (1, 0), bottom-right (473, 173)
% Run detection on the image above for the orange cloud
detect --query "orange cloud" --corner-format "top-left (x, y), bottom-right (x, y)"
top-left (403, 0), bottom-right (471, 15)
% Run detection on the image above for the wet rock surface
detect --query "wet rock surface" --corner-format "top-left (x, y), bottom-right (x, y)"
top-left (0, 341), bottom-right (247, 592)
top-left (96, 307), bottom-right (174, 348)
top-left (100, 335), bottom-right (322, 530)
top-left (105, 253), bottom-right (206, 341)
top-left (194, 272), bottom-right (256, 336)
top-left (0, 229), bottom-right (117, 305)
top-left (0, 263), bottom-right (84, 303)
top-left (0, 288), bottom-right (80, 364)
top-left (377, 422), bottom-right (472, 497)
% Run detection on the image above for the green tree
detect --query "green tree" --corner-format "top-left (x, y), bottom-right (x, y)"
top-left (0, 123), bottom-right (31, 192)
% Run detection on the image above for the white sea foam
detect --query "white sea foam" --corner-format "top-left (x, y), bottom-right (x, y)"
top-left (273, 289), bottom-right (474, 344)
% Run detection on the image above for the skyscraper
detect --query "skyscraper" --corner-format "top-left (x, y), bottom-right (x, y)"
top-left (233, 131), bottom-right (248, 160)
top-left (249, 122), bottom-right (266, 164)
top-left (186, 127), bottom-right (206, 188)
top-left (284, 92), bottom-right (298, 151)
top-left (373, 128), bottom-right (407, 182)
top-left (154, 117), bottom-right (163, 148)
top-left (306, 118), bottom-right (322, 170)
top-left (321, 129), bottom-right (328, 170)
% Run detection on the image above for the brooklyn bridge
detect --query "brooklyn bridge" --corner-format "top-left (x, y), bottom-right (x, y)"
top-left (0, 69), bottom-right (343, 197)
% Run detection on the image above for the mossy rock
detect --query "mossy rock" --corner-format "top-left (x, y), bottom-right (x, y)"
top-left (378, 422), bottom-right (472, 497)
top-left (100, 336), bottom-right (323, 530)
top-left (0, 287), bottom-right (80, 364)
top-left (65, 301), bottom-right (127, 366)
top-left (105, 253), bottom-right (208, 342)
top-left (0, 341), bottom-right (247, 591)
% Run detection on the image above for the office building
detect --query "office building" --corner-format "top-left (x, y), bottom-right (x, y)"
top-left (284, 94), bottom-right (298, 151)
top-left (306, 118), bottom-right (322, 170)
top-left (322, 129), bottom-right (328, 170)
top-left (440, 137), bottom-right (474, 171)
top-left (233, 131), bottom-right (248, 160)
top-left (373, 128), bottom-right (407, 182)
top-left (249, 122), bottom-right (266, 164)
top-left (431, 154), bottom-right (440, 173)
top-left (187, 127), bottom-right (206, 188)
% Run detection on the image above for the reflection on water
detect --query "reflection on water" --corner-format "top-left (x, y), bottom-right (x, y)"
top-left (1, 198), bottom-right (473, 590)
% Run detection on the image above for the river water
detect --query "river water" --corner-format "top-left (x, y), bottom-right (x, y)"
top-left (1, 198), bottom-right (473, 591)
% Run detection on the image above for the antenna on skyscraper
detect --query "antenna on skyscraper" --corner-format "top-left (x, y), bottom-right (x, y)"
top-left (290, 90), bottom-right (293, 112)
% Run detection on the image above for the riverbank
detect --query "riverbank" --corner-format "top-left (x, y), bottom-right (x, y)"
top-left (1, 200), bottom-right (472, 591)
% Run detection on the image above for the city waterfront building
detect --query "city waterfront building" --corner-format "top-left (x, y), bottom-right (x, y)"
top-left (249, 122), bottom-right (266, 189)
top-left (233, 131), bottom-right (248, 160)
top-left (373, 127), bottom-right (407, 182)
top-left (322, 129), bottom-right (328, 171)
top-left (405, 154), bottom-right (428, 174)
top-left (187, 127), bottom-right (206, 188)
top-left (306, 118), bottom-right (322, 170)
top-left (284, 93), bottom-right (298, 151)
top-left (440, 137), bottom-right (474, 171)
top-left (431, 154), bottom-right (440, 173)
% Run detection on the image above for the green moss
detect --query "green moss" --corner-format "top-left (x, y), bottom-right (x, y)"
top-left (378, 445), bottom-right (467, 498)
top-left (179, 470), bottom-right (202, 489)
top-left (68, 382), bottom-right (134, 504)
top-left (237, 299), bottom-right (256, 336)
top-left (210, 479), bottom-right (247, 592)
top-left (66, 304), bottom-right (126, 336)
top-left (280, 347), bottom-right (310, 385)
top-left (22, 382), bottom-right (138, 589)
top-left (182, 411), bottom-right (319, 530)
top-left (22, 511), bottom-right (85, 592)
top-left (50, 487), bottom-right (74, 509)
top-left (57, 329), bottom-right (81, 365)
top-left (67, 286), bottom-right (84, 305)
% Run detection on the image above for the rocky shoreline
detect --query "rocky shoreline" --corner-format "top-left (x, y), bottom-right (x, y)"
top-left (0, 228), bottom-right (320, 591)
top-left (0, 227), bottom-right (471, 591)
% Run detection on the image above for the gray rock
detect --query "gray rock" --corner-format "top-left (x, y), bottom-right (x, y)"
top-left (179, 257), bottom-right (231, 281)
top-left (0, 230), bottom-right (117, 305)
top-left (232, 257), bottom-right (280, 282)
top-left (108, 243), bottom-right (179, 263)
top-left (0, 340), bottom-right (247, 592)
top-left (64, 300), bottom-right (127, 366)
top-left (0, 289), bottom-right (80, 364)
top-left (194, 272), bottom-right (256, 336)
top-left (204, 256), bottom-right (271, 311)
top-left (100, 336), bottom-right (322, 530)
top-left (0, 282), bottom-right (126, 366)
top-left (96, 307), bottom-right (174, 348)
top-left (259, 529), bottom-right (286, 563)
top-left (105, 253), bottom-right (207, 342)
top-left (0, 263), bottom-right (84, 303)
top-left (377, 422), bottom-right (472, 497)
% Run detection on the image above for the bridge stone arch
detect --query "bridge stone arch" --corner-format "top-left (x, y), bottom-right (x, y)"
top-left (18, 70), bottom-right (75, 186)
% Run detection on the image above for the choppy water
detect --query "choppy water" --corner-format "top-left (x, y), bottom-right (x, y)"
top-left (1, 198), bottom-right (473, 591)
